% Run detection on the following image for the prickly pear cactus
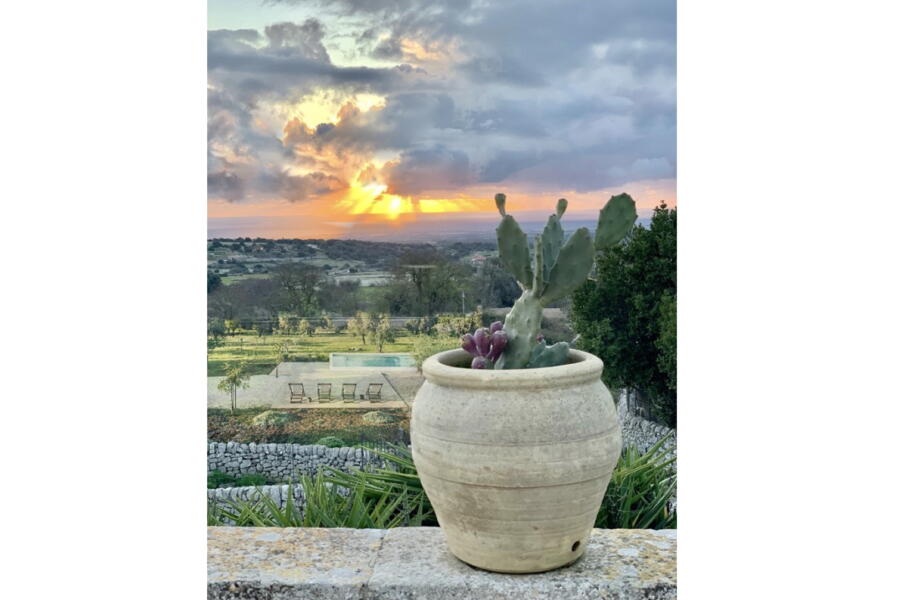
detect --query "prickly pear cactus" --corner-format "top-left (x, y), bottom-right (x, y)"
top-left (595, 193), bottom-right (638, 251)
top-left (491, 193), bottom-right (636, 369)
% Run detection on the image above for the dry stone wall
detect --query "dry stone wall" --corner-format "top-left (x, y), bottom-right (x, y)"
top-left (617, 394), bottom-right (676, 461)
top-left (207, 442), bottom-right (383, 481)
top-left (208, 484), bottom-right (306, 515)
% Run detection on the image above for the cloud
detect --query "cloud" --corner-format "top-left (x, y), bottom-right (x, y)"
top-left (383, 146), bottom-right (474, 194)
top-left (208, 170), bottom-right (245, 202)
top-left (264, 20), bottom-right (330, 61)
top-left (208, 1), bottom-right (676, 204)
top-left (208, 19), bottom-right (412, 101)
top-left (273, 171), bottom-right (346, 202)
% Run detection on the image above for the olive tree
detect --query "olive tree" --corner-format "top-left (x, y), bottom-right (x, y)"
top-left (298, 319), bottom-right (314, 337)
top-left (217, 362), bottom-right (251, 414)
top-left (373, 314), bottom-right (396, 352)
top-left (347, 312), bottom-right (373, 345)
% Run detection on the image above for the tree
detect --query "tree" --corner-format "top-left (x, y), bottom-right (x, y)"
top-left (389, 248), bottom-right (469, 315)
top-left (322, 315), bottom-right (334, 332)
top-left (656, 292), bottom-right (676, 396)
top-left (208, 318), bottom-right (225, 340)
top-left (223, 319), bottom-right (238, 335)
top-left (373, 314), bottom-right (396, 352)
top-left (316, 279), bottom-right (363, 315)
top-left (346, 316), bottom-right (359, 341)
top-left (298, 319), bottom-right (314, 337)
top-left (411, 335), bottom-right (459, 372)
top-left (434, 310), bottom-right (483, 337)
top-left (571, 201), bottom-right (677, 426)
top-left (474, 257), bottom-right (520, 309)
top-left (254, 320), bottom-right (272, 337)
top-left (347, 312), bottom-right (373, 344)
top-left (404, 319), bottom-right (423, 334)
top-left (217, 362), bottom-right (250, 414)
top-left (278, 313), bottom-right (297, 334)
top-left (207, 271), bottom-right (223, 294)
top-left (208, 277), bottom-right (282, 322)
top-left (274, 263), bottom-right (322, 315)
top-left (275, 343), bottom-right (290, 377)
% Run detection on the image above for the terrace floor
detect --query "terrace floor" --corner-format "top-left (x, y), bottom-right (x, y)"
top-left (207, 361), bottom-right (424, 410)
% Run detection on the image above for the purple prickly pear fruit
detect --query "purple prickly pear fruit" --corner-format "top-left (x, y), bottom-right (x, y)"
top-left (487, 330), bottom-right (508, 361)
top-left (489, 321), bottom-right (503, 333)
top-left (473, 328), bottom-right (491, 356)
top-left (536, 333), bottom-right (545, 343)
top-left (471, 356), bottom-right (488, 369)
top-left (460, 333), bottom-right (476, 355)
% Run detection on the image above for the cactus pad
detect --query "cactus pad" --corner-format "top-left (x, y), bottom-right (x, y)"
top-left (595, 193), bottom-right (638, 251)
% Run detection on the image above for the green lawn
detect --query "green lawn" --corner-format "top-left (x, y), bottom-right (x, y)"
top-left (220, 273), bottom-right (273, 285)
top-left (207, 329), bottom-right (420, 376)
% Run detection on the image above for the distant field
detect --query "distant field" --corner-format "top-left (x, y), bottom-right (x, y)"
top-left (207, 329), bottom-right (420, 376)
top-left (301, 256), bottom-right (365, 268)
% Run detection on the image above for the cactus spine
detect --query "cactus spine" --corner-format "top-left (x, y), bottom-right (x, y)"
top-left (493, 193), bottom-right (637, 369)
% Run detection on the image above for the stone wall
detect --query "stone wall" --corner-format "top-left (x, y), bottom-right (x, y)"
top-left (208, 484), bottom-right (311, 525)
top-left (207, 442), bottom-right (383, 482)
top-left (208, 527), bottom-right (677, 599)
top-left (208, 484), bottom-right (306, 514)
top-left (617, 393), bottom-right (676, 460)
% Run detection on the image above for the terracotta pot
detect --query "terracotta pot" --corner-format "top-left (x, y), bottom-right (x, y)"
top-left (411, 348), bottom-right (622, 573)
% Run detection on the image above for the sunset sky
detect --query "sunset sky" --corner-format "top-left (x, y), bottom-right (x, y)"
top-left (208, 0), bottom-right (676, 239)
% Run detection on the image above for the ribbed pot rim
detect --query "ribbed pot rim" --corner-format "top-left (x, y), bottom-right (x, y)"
top-left (421, 348), bottom-right (604, 390)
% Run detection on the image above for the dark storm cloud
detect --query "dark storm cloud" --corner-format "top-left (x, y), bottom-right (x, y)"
top-left (208, 19), bottom-right (412, 98)
top-left (208, 170), bottom-right (245, 202)
top-left (264, 20), bottom-right (329, 60)
top-left (209, 164), bottom-right (346, 204)
top-left (371, 36), bottom-right (404, 60)
top-left (480, 151), bottom-right (543, 183)
top-left (458, 56), bottom-right (546, 87)
top-left (270, 170), bottom-right (346, 202)
top-left (208, 1), bottom-right (675, 202)
top-left (383, 146), bottom-right (474, 194)
top-left (307, 92), bottom-right (460, 154)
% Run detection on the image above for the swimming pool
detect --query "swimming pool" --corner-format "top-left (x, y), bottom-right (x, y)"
top-left (329, 352), bottom-right (416, 369)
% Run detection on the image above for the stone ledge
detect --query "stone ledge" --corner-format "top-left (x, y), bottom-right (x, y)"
top-left (208, 527), bottom-right (676, 599)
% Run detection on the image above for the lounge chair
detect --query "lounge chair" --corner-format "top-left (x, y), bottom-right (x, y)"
top-left (365, 383), bottom-right (383, 402)
top-left (342, 383), bottom-right (357, 402)
top-left (317, 383), bottom-right (332, 402)
top-left (288, 383), bottom-right (306, 403)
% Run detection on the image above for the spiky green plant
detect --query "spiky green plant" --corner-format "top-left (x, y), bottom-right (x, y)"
top-left (207, 443), bottom-right (675, 530)
top-left (207, 471), bottom-right (429, 528)
top-left (488, 193), bottom-right (637, 369)
top-left (594, 432), bottom-right (677, 529)
top-left (324, 446), bottom-right (437, 525)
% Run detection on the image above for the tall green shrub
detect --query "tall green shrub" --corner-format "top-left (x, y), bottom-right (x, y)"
top-left (571, 201), bottom-right (676, 426)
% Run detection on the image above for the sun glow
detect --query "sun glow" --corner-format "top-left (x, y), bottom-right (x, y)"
top-left (334, 177), bottom-right (490, 220)
top-left (336, 181), bottom-right (406, 220)
top-left (287, 91), bottom-right (386, 127)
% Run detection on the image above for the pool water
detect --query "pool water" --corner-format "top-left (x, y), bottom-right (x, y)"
top-left (330, 353), bottom-right (416, 369)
